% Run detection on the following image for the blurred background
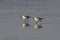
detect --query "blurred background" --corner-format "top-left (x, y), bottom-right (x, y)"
top-left (0, 0), bottom-right (60, 40)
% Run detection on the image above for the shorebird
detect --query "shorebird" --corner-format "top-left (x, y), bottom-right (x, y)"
top-left (33, 16), bottom-right (43, 24)
top-left (21, 15), bottom-right (31, 22)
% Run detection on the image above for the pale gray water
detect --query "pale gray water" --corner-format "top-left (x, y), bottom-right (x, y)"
top-left (0, 0), bottom-right (60, 40)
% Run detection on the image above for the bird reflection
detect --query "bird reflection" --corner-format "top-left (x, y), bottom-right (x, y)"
top-left (22, 23), bottom-right (30, 28)
top-left (21, 23), bottom-right (42, 31)
top-left (34, 24), bottom-right (42, 30)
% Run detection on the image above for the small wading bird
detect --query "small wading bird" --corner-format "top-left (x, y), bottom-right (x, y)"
top-left (33, 16), bottom-right (43, 24)
top-left (21, 15), bottom-right (31, 22)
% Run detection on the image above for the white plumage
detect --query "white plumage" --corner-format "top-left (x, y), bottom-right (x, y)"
top-left (34, 16), bottom-right (43, 22)
top-left (21, 16), bottom-right (28, 20)
top-left (34, 24), bottom-right (40, 29)
top-left (34, 24), bottom-right (42, 29)
top-left (21, 15), bottom-right (30, 20)
top-left (22, 23), bottom-right (29, 28)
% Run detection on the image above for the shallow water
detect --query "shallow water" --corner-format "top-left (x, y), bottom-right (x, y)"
top-left (0, 0), bottom-right (60, 40)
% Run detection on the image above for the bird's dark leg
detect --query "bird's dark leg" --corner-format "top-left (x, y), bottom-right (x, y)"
top-left (26, 19), bottom-right (28, 23)
top-left (40, 20), bottom-right (42, 25)
top-left (23, 20), bottom-right (26, 23)
top-left (35, 21), bottom-right (37, 24)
